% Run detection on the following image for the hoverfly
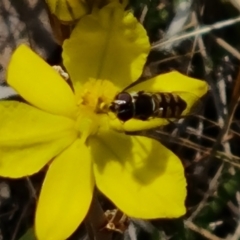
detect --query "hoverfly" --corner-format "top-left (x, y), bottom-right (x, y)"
top-left (109, 90), bottom-right (200, 122)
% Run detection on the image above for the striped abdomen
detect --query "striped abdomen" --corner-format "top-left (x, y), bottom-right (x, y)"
top-left (152, 93), bottom-right (187, 118)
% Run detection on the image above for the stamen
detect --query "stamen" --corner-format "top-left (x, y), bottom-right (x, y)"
top-left (78, 79), bottom-right (119, 113)
top-left (75, 79), bottom-right (120, 139)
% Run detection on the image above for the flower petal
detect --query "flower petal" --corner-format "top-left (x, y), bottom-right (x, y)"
top-left (109, 114), bottom-right (168, 132)
top-left (91, 129), bottom-right (186, 218)
top-left (127, 71), bottom-right (208, 109)
top-left (46, 0), bottom-right (89, 22)
top-left (110, 71), bottom-right (209, 132)
top-left (7, 45), bottom-right (77, 118)
top-left (63, 2), bottom-right (150, 92)
top-left (35, 139), bottom-right (94, 240)
top-left (0, 101), bottom-right (77, 177)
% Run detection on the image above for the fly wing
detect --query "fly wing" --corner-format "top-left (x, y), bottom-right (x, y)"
top-left (124, 90), bottom-right (204, 119)
top-left (171, 91), bottom-right (204, 117)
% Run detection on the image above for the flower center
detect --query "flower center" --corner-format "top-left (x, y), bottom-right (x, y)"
top-left (75, 79), bottom-right (119, 142)
top-left (77, 78), bottom-right (119, 113)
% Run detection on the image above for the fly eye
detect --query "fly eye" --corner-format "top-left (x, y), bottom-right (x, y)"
top-left (116, 92), bottom-right (132, 104)
top-left (109, 92), bottom-right (134, 121)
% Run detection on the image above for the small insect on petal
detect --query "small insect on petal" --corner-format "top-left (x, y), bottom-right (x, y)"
top-left (109, 90), bottom-right (203, 122)
top-left (108, 72), bottom-right (208, 132)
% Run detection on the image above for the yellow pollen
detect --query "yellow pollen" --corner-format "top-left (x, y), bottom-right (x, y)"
top-left (77, 78), bottom-right (119, 112)
top-left (75, 79), bottom-right (120, 142)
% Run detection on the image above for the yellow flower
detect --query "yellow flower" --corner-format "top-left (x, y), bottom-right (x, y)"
top-left (46, 0), bottom-right (89, 22)
top-left (0, 2), bottom-right (208, 240)
top-left (46, 0), bottom-right (128, 22)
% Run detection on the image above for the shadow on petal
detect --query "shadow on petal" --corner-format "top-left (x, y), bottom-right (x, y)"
top-left (90, 129), bottom-right (168, 186)
top-left (130, 136), bottom-right (167, 185)
top-left (90, 129), bottom-right (186, 218)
